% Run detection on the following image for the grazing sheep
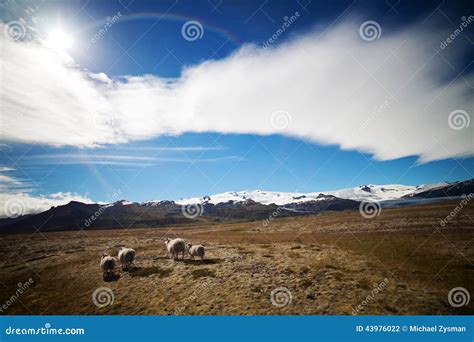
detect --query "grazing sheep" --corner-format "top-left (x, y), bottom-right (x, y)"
top-left (187, 243), bottom-right (205, 261)
top-left (118, 247), bottom-right (136, 270)
top-left (100, 253), bottom-right (116, 276)
top-left (164, 238), bottom-right (186, 260)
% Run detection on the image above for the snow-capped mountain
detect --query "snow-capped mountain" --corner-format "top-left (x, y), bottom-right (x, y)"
top-left (174, 181), bottom-right (458, 206)
top-left (1, 178), bottom-right (471, 234)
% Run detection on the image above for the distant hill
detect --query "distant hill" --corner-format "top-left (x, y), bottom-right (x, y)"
top-left (1, 178), bottom-right (472, 234)
top-left (0, 196), bottom-right (360, 234)
top-left (401, 178), bottom-right (474, 199)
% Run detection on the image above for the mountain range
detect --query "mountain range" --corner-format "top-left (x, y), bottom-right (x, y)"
top-left (1, 178), bottom-right (472, 234)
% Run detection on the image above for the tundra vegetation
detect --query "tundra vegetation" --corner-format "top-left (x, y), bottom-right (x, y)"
top-left (0, 200), bottom-right (472, 315)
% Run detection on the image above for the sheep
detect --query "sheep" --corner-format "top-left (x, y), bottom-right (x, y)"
top-left (164, 238), bottom-right (186, 260)
top-left (187, 243), bottom-right (205, 261)
top-left (118, 247), bottom-right (135, 270)
top-left (100, 253), bottom-right (116, 277)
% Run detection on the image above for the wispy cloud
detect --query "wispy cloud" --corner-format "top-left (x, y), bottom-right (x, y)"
top-left (0, 166), bottom-right (34, 194)
top-left (0, 20), bottom-right (472, 162)
top-left (26, 154), bottom-right (244, 166)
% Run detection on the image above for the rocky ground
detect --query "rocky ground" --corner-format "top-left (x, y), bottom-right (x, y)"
top-left (0, 200), bottom-right (472, 315)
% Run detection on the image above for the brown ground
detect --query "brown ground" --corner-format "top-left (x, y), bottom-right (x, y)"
top-left (0, 200), bottom-right (473, 315)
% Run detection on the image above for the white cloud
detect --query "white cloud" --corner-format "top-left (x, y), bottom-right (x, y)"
top-left (0, 166), bottom-right (29, 192)
top-left (26, 153), bottom-right (244, 166)
top-left (0, 20), bottom-right (472, 162)
top-left (0, 192), bottom-right (93, 218)
top-left (86, 71), bottom-right (112, 84)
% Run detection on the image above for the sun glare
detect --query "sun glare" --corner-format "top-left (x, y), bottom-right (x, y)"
top-left (45, 29), bottom-right (73, 52)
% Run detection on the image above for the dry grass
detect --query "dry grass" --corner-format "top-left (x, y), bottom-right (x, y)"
top-left (0, 200), bottom-right (472, 315)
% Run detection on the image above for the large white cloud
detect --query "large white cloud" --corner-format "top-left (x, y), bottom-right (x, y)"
top-left (0, 20), bottom-right (472, 162)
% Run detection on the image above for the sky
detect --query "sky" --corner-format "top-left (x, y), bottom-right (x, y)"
top-left (0, 0), bottom-right (473, 215)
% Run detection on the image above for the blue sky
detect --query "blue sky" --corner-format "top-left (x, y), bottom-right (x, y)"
top-left (0, 0), bottom-right (473, 205)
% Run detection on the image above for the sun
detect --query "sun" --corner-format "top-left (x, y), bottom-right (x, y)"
top-left (45, 29), bottom-right (73, 52)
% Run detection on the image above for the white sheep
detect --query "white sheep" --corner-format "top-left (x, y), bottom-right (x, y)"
top-left (187, 243), bottom-right (205, 261)
top-left (118, 247), bottom-right (135, 270)
top-left (100, 253), bottom-right (116, 276)
top-left (164, 238), bottom-right (186, 260)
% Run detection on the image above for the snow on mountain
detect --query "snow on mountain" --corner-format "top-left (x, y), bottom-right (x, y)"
top-left (174, 182), bottom-right (454, 206)
top-left (327, 184), bottom-right (417, 201)
top-left (175, 190), bottom-right (326, 206)
top-left (411, 182), bottom-right (450, 195)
